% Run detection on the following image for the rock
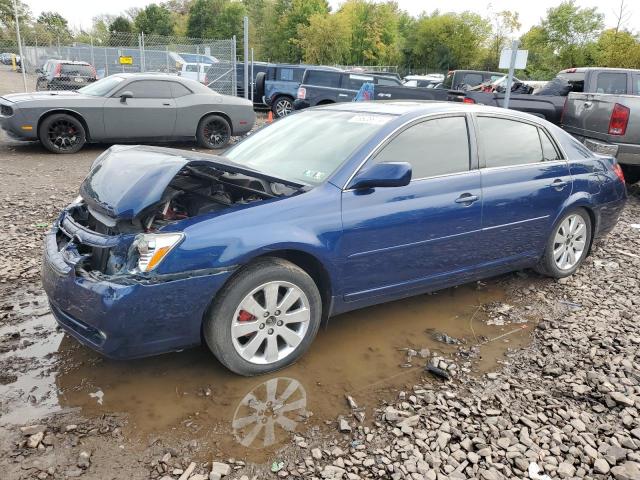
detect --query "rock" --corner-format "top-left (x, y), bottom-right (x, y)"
top-left (611, 462), bottom-right (640, 480)
top-left (339, 417), bottom-right (351, 433)
top-left (20, 425), bottom-right (46, 436)
top-left (210, 462), bottom-right (231, 477)
top-left (594, 458), bottom-right (610, 474)
top-left (609, 392), bottom-right (635, 407)
top-left (178, 462), bottom-right (196, 480)
top-left (557, 462), bottom-right (576, 478)
top-left (27, 432), bottom-right (44, 448)
top-left (77, 451), bottom-right (91, 469)
top-left (312, 448), bottom-right (322, 460)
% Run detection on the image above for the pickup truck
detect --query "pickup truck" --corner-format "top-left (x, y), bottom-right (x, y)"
top-left (562, 69), bottom-right (640, 179)
top-left (293, 67), bottom-right (448, 110)
top-left (457, 67), bottom-right (638, 126)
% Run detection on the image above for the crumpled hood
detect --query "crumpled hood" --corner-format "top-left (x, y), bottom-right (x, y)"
top-left (79, 145), bottom-right (302, 220)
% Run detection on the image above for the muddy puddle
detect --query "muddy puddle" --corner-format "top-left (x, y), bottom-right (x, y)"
top-left (0, 279), bottom-right (536, 462)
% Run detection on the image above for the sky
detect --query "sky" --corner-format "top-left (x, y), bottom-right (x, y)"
top-left (25, 0), bottom-right (639, 34)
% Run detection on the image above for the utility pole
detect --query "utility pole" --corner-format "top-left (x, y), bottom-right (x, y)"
top-left (13, 0), bottom-right (27, 92)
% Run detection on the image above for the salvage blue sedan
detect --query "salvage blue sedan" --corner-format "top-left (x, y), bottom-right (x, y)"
top-left (42, 102), bottom-right (627, 375)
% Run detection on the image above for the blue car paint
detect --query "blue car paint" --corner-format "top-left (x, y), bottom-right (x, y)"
top-left (42, 102), bottom-right (627, 360)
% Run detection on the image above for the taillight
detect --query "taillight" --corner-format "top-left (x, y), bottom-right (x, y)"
top-left (462, 97), bottom-right (475, 104)
top-left (54, 63), bottom-right (61, 77)
top-left (297, 87), bottom-right (306, 99)
top-left (613, 163), bottom-right (625, 183)
top-left (608, 103), bottom-right (629, 136)
top-left (561, 97), bottom-right (568, 124)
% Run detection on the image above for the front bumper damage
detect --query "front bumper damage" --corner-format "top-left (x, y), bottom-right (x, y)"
top-left (42, 209), bottom-right (235, 359)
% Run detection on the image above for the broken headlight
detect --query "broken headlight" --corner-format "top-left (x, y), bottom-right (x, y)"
top-left (131, 232), bottom-right (184, 273)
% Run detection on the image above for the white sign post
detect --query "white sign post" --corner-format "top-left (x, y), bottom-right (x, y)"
top-left (499, 40), bottom-right (528, 110)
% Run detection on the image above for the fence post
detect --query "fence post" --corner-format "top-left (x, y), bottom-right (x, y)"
top-left (250, 47), bottom-right (254, 102)
top-left (104, 43), bottom-right (109, 77)
top-left (243, 16), bottom-right (249, 100)
top-left (138, 33), bottom-right (143, 72)
top-left (232, 35), bottom-right (237, 97)
top-left (196, 45), bottom-right (200, 82)
top-left (12, 0), bottom-right (27, 91)
top-left (166, 46), bottom-right (169, 72)
top-left (90, 36), bottom-right (95, 68)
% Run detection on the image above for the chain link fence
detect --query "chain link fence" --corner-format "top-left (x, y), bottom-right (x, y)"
top-left (8, 31), bottom-right (237, 95)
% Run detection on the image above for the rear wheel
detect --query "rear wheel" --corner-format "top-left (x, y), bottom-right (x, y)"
top-left (196, 114), bottom-right (231, 149)
top-left (204, 258), bottom-right (322, 376)
top-left (537, 209), bottom-right (591, 278)
top-left (272, 96), bottom-right (293, 118)
top-left (38, 113), bottom-right (86, 154)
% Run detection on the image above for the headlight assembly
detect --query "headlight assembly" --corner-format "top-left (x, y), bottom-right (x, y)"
top-left (132, 232), bottom-right (184, 273)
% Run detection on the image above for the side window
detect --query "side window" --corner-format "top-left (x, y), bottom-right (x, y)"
top-left (372, 116), bottom-right (470, 179)
top-left (478, 117), bottom-right (544, 167)
top-left (462, 73), bottom-right (483, 86)
top-left (170, 82), bottom-right (192, 98)
top-left (539, 129), bottom-right (560, 161)
top-left (292, 68), bottom-right (305, 83)
top-left (116, 81), bottom-right (172, 99)
top-left (347, 74), bottom-right (374, 90)
top-left (377, 77), bottom-right (400, 86)
top-left (596, 73), bottom-right (627, 94)
top-left (278, 68), bottom-right (294, 81)
top-left (305, 70), bottom-right (340, 88)
top-left (633, 74), bottom-right (640, 95)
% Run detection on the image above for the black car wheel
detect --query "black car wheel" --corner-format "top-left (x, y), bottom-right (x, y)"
top-left (196, 114), bottom-right (231, 149)
top-left (203, 257), bottom-right (322, 376)
top-left (536, 208), bottom-right (591, 278)
top-left (272, 96), bottom-right (294, 118)
top-left (38, 113), bottom-right (86, 154)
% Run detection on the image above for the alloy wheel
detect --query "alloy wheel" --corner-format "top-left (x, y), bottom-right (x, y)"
top-left (231, 281), bottom-right (311, 365)
top-left (275, 98), bottom-right (293, 117)
top-left (47, 119), bottom-right (80, 152)
top-left (553, 214), bottom-right (587, 270)
top-left (203, 119), bottom-right (229, 148)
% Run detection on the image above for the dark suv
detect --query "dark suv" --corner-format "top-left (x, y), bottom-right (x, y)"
top-left (36, 60), bottom-right (97, 91)
top-left (293, 68), bottom-right (403, 110)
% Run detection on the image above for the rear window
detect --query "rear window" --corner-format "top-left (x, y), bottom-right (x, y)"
top-left (185, 64), bottom-right (198, 72)
top-left (596, 72), bottom-right (627, 94)
top-left (557, 71), bottom-right (585, 93)
top-left (60, 64), bottom-right (93, 76)
top-left (346, 74), bottom-right (374, 90)
top-left (276, 67), bottom-right (304, 82)
top-left (305, 70), bottom-right (340, 88)
top-left (461, 73), bottom-right (483, 87)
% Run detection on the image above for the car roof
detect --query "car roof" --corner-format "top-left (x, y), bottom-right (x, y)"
top-left (559, 67), bottom-right (640, 73)
top-left (107, 73), bottom-right (212, 93)
top-left (50, 60), bottom-right (91, 65)
top-left (318, 100), bottom-right (547, 121)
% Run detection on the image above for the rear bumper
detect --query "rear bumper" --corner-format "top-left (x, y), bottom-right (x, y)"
top-left (580, 136), bottom-right (640, 166)
top-left (42, 221), bottom-right (234, 360)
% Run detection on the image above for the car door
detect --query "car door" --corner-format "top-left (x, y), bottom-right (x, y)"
top-left (102, 80), bottom-right (177, 139)
top-left (340, 114), bottom-right (483, 302)
top-left (339, 73), bottom-right (374, 101)
top-left (476, 115), bottom-right (572, 263)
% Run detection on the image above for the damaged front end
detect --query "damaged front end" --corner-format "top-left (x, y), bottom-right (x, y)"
top-left (42, 145), bottom-right (303, 358)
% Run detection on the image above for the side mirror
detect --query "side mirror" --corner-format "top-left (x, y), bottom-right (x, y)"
top-left (119, 91), bottom-right (134, 103)
top-left (349, 162), bottom-right (412, 190)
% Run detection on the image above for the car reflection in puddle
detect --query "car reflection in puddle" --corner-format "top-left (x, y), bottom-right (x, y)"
top-left (232, 377), bottom-right (307, 449)
top-left (1, 280), bottom-right (535, 461)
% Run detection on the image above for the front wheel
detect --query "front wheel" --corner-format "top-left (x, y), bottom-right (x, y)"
top-left (38, 113), bottom-right (86, 154)
top-left (196, 114), bottom-right (231, 149)
top-left (537, 209), bottom-right (591, 278)
top-left (204, 258), bottom-right (322, 376)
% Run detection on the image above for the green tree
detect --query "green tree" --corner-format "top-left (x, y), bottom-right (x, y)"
top-left (187, 0), bottom-right (246, 39)
top-left (485, 10), bottom-right (520, 70)
top-left (36, 12), bottom-right (71, 39)
top-left (134, 3), bottom-right (175, 36)
top-left (110, 15), bottom-right (133, 34)
top-left (296, 12), bottom-right (350, 64)
top-left (595, 28), bottom-right (640, 68)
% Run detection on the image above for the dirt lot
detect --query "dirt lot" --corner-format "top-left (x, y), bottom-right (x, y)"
top-left (1, 65), bottom-right (640, 480)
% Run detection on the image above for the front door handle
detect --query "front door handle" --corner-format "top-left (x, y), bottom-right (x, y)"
top-left (455, 193), bottom-right (479, 204)
top-left (162, 102), bottom-right (171, 106)
top-left (550, 179), bottom-right (568, 190)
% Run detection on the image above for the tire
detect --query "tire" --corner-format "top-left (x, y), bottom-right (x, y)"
top-left (196, 114), bottom-right (231, 149)
top-left (536, 208), bottom-right (592, 278)
top-left (272, 96), bottom-right (294, 118)
top-left (38, 113), bottom-right (86, 154)
top-left (255, 71), bottom-right (266, 102)
top-left (204, 257), bottom-right (322, 376)
top-left (621, 164), bottom-right (640, 184)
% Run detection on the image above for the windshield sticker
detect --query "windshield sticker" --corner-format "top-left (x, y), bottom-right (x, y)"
top-left (348, 114), bottom-right (392, 125)
top-left (303, 170), bottom-right (326, 181)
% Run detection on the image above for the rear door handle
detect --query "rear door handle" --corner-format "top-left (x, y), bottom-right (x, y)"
top-left (162, 102), bottom-right (171, 106)
top-left (550, 179), bottom-right (568, 190)
top-left (455, 193), bottom-right (479, 204)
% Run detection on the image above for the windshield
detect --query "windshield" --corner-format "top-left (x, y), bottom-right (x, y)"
top-left (224, 110), bottom-right (393, 185)
top-left (61, 64), bottom-right (94, 76)
top-left (78, 76), bottom-right (125, 96)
